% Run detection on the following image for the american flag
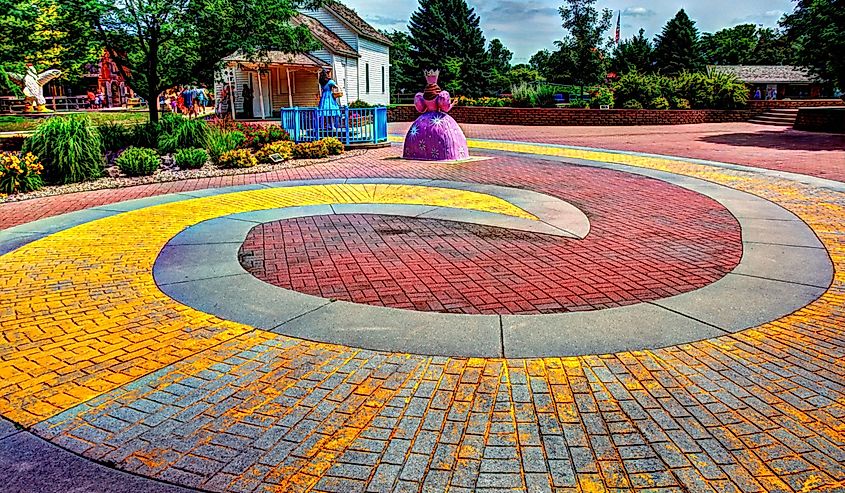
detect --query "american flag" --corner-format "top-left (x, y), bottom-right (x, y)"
top-left (615, 11), bottom-right (621, 44)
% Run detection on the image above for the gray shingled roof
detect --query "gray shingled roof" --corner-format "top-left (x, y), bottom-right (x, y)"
top-left (294, 14), bottom-right (359, 58)
top-left (325, 1), bottom-right (393, 46)
top-left (708, 65), bottom-right (817, 84)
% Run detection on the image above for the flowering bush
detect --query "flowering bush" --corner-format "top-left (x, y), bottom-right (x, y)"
top-left (218, 148), bottom-right (257, 168)
top-left (321, 137), bottom-right (344, 155)
top-left (0, 151), bottom-right (44, 194)
top-left (590, 87), bottom-right (615, 108)
top-left (207, 118), bottom-right (289, 149)
top-left (255, 141), bottom-right (294, 163)
top-left (292, 140), bottom-right (329, 159)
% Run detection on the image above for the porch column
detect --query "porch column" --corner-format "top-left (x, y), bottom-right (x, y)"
top-left (286, 68), bottom-right (293, 107)
top-left (257, 67), bottom-right (265, 119)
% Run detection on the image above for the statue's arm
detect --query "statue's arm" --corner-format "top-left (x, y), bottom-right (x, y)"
top-left (436, 91), bottom-right (452, 112)
top-left (413, 92), bottom-right (426, 112)
top-left (37, 69), bottom-right (62, 86)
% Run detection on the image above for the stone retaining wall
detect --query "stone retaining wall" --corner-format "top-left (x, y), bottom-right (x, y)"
top-left (747, 99), bottom-right (844, 110)
top-left (794, 107), bottom-right (845, 133)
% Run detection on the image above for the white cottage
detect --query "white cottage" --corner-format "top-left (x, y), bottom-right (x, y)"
top-left (215, 2), bottom-right (392, 118)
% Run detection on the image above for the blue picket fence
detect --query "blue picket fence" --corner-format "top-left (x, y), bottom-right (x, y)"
top-left (280, 106), bottom-right (388, 145)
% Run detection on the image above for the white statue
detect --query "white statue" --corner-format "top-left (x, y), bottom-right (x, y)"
top-left (7, 64), bottom-right (62, 112)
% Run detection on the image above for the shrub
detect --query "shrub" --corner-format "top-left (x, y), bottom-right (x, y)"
top-left (591, 87), bottom-right (614, 108)
top-left (254, 141), bottom-right (294, 163)
top-left (348, 100), bottom-right (372, 108)
top-left (568, 99), bottom-right (589, 108)
top-left (207, 119), bottom-right (288, 149)
top-left (453, 95), bottom-right (475, 106)
top-left (675, 71), bottom-right (711, 109)
top-left (207, 129), bottom-right (245, 164)
top-left (511, 82), bottom-right (536, 108)
top-left (173, 148), bottom-right (208, 169)
top-left (0, 151), bottom-right (43, 193)
top-left (623, 99), bottom-right (643, 109)
top-left (672, 97), bottom-right (691, 109)
top-left (158, 113), bottom-right (186, 134)
top-left (321, 137), bottom-right (344, 155)
top-left (534, 85), bottom-right (558, 108)
top-left (158, 118), bottom-right (209, 154)
top-left (650, 97), bottom-right (670, 110)
top-left (131, 121), bottom-right (162, 148)
top-left (292, 140), bottom-right (329, 159)
top-left (613, 72), bottom-right (668, 108)
top-left (98, 123), bottom-right (133, 152)
top-left (116, 147), bottom-right (160, 176)
top-left (708, 71), bottom-right (749, 109)
top-left (217, 148), bottom-right (257, 168)
top-left (22, 114), bottom-right (103, 184)
top-left (466, 96), bottom-right (509, 107)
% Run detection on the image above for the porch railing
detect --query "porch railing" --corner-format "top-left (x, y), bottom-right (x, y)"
top-left (280, 106), bottom-right (388, 145)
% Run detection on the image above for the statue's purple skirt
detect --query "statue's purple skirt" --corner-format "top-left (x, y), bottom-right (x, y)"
top-left (402, 111), bottom-right (469, 161)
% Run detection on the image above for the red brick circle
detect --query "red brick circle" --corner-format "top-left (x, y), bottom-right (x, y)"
top-left (238, 164), bottom-right (743, 315)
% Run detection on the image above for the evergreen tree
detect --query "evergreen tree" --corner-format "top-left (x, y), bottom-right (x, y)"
top-left (653, 9), bottom-right (705, 74)
top-left (609, 28), bottom-right (654, 74)
top-left (487, 39), bottom-right (513, 73)
top-left (556, 0), bottom-right (613, 94)
top-left (407, 0), bottom-right (493, 97)
top-left (781, 0), bottom-right (845, 92)
top-left (383, 30), bottom-right (415, 98)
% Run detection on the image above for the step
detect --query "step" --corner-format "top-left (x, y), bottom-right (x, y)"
top-left (768, 108), bottom-right (800, 115)
top-left (753, 114), bottom-right (796, 122)
top-left (748, 118), bottom-right (793, 126)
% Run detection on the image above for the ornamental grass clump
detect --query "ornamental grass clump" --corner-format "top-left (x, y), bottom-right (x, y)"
top-left (22, 114), bottom-right (104, 184)
top-left (0, 151), bottom-right (43, 193)
top-left (97, 123), bottom-right (134, 152)
top-left (116, 147), bottom-right (160, 176)
top-left (173, 148), bottom-right (208, 169)
top-left (158, 118), bottom-right (210, 154)
top-left (206, 129), bottom-right (245, 164)
top-left (218, 148), bottom-right (257, 168)
top-left (254, 141), bottom-right (294, 163)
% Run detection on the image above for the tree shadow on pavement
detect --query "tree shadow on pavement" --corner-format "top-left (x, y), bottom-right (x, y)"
top-left (699, 130), bottom-right (845, 152)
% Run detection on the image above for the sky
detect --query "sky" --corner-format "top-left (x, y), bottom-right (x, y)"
top-left (343, 0), bottom-right (796, 63)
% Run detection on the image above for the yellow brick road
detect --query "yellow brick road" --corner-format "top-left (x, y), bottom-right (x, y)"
top-left (0, 184), bottom-right (532, 426)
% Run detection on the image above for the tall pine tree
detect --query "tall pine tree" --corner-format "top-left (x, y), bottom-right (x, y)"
top-left (407, 0), bottom-right (492, 97)
top-left (609, 28), bottom-right (654, 74)
top-left (653, 9), bottom-right (705, 74)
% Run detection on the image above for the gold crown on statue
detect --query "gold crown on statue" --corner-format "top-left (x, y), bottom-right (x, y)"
top-left (424, 69), bottom-right (440, 84)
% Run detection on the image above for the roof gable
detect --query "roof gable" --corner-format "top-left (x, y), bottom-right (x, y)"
top-left (324, 2), bottom-right (393, 46)
top-left (294, 14), bottom-right (359, 58)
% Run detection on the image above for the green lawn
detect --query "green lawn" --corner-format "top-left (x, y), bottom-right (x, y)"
top-left (0, 111), bottom-right (150, 133)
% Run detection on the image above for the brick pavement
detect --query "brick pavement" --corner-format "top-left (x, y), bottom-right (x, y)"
top-left (238, 158), bottom-right (741, 313)
top-left (389, 122), bottom-right (845, 183)
top-left (1, 142), bottom-right (844, 492)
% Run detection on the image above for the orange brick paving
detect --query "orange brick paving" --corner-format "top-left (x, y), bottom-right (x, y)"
top-left (1, 142), bottom-right (844, 492)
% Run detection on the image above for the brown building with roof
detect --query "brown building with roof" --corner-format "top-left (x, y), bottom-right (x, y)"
top-left (708, 65), bottom-right (831, 100)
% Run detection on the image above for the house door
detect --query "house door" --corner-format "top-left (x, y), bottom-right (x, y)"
top-left (334, 62), bottom-right (347, 106)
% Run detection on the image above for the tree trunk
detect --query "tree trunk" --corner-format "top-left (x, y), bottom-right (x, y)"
top-left (147, 95), bottom-right (159, 123)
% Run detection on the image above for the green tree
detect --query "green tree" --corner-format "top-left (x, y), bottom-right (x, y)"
top-left (781, 0), bottom-right (845, 92)
top-left (69, 0), bottom-right (318, 121)
top-left (556, 0), bottom-right (613, 95)
top-left (507, 65), bottom-right (541, 86)
top-left (487, 38), bottom-right (513, 73)
top-left (653, 9), bottom-right (705, 74)
top-left (752, 27), bottom-right (790, 65)
top-left (609, 28), bottom-right (654, 75)
top-left (700, 24), bottom-right (758, 65)
top-left (408, 0), bottom-right (493, 97)
top-left (0, 0), bottom-right (99, 94)
top-left (383, 30), bottom-right (415, 97)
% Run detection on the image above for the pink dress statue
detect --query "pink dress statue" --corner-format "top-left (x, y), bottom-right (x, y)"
top-left (403, 70), bottom-right (469, 161)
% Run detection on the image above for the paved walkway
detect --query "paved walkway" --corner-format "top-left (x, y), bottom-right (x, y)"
top-left (389, 122), bottom-right (845, 183)
top-left (1, 139), bottom-right (844, 492)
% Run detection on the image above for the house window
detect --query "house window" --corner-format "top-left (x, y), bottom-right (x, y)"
top-left (382, 66), bottom-right (385, 93)
top-left (366, 63), bottom-right (370, 93)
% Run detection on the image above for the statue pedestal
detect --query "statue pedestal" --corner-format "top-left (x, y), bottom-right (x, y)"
top-left (402, 111), bottom-right (469, 161)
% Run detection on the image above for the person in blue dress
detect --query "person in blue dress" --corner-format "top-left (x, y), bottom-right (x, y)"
top-left (317, 69), bottom-right (342, 128)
